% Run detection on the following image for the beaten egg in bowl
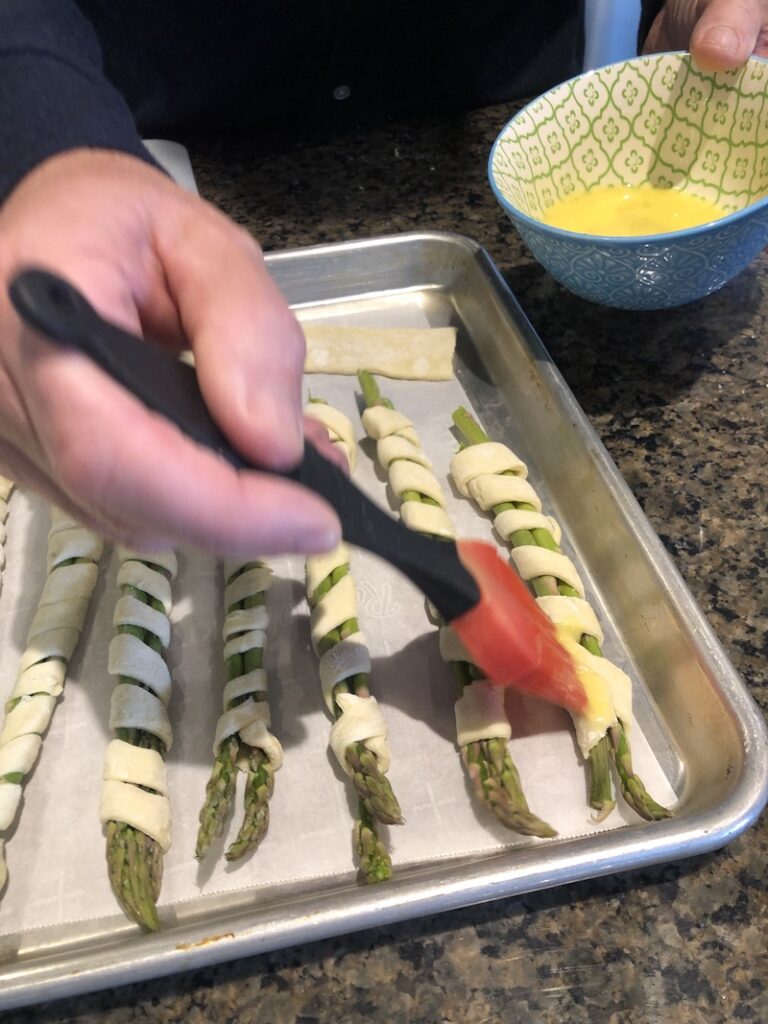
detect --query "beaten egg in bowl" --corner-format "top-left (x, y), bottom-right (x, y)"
top-left (541, 183), bottom-right (728, 237)
top-left (489, 53), bottom-right (768, 308)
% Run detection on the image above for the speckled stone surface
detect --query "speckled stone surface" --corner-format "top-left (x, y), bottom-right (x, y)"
top-left (10, 103), bottom-right (767, 1024)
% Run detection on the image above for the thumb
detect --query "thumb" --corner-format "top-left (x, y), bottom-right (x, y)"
top-left (690, 0), bottom-right (764, 70)
top-left (156, 199), bottom-right (306, 471)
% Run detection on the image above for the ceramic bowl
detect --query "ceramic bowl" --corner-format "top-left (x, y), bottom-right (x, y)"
top-left (489, 53), bottom-right (768, 309)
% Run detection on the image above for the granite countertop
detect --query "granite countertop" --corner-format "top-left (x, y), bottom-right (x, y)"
top-left (11, 103), bottom-right (767, 1024)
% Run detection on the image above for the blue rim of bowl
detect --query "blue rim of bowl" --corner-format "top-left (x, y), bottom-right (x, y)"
top-left (488, 51), bottom-right (768, 245)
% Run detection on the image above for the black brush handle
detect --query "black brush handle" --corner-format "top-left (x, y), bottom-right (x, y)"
top-left (8, 267), bottom-right (479, 620)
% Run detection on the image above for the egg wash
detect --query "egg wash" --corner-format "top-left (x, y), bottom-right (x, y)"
top-left (541, 183), bottom-right (728, 236)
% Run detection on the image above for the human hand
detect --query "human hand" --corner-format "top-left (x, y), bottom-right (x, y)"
top-left (0, 149), bottom-right (341, 556)
top-left (645, 0), bottom-right (768, 70)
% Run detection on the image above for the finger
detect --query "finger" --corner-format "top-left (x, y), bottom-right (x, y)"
top-left (154, 203), bottom-right (306, 471)
top-left (18, 325), bottom-right (341, 557)
top-left (302, 415), bottom-right (352, 474)
top-left (127, 238), bottom-right (187, 351)
top-left (642, 12), bottom-right (674, 53)
top-left (136, 275), bottom-right (186, 351)
top-left (0, 436), bottom-right (136, 543)
top-left (690, 0), bottom-right (764, 69)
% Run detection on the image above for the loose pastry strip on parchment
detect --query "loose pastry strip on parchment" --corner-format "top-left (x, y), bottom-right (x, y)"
top-left (301, 324), bottom-right (457, 380)
top-left (101, 548), bottom-right (178, 930)
top-left (304, 399), bottom-right (403, 884)
top-left (0, 475), bottom-right (14, 599)
top-left (0, 507), bottom-right (104, 895)
top-left (357, 372), bottom-right (555, 838)
top-left (196, 557), bottom-right (283, 862)
top-left (450, 407), bottom-right (672, 822)
top-left (183, 325), bottom-right (457, 380)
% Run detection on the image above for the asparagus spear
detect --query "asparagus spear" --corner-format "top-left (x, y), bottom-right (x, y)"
top-left (309, 564), bottom-right (402, 882)
top-left (0, 476), bottom-right (14, 599)
top-left (355, 802), bottom-right (392, 884)
top-left (196, 560), bottom-right (281, 862)
top-left (305, 398), bottom-right (403, 883)
top-left (195, 735), bottom-right (238, 860)
top-left (358, 371), bottom-right (554, 838)
top-left (105, 754), bottom-right (165, 930)
top-left (452, 406), bottom-right (671, 822)
top-left (0, 509), bottom-right (103, 897)
top-left (106, 552), bottom-right (176, 931)
top-left (312, 563), bottom-right (403, 823)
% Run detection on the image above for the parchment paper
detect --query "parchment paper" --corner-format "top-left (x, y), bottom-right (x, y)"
top-left (0, 304), bottom-right (676, 938)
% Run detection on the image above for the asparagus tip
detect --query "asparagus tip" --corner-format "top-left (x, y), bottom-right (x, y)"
top-left (610, 724), bottom-right (673, 822)
top-left (354, 819), bottom-right (392, 884)
top-left (463, 740), bottom-right (556, 839)
top-left (106, 821), bottom-right (162, 931)
top-left (195, 739), bottom-right (239, 860)
top-left (224, 756), bottom-right (275, 861)
top-left (347, 744), bottom-right (404, 826)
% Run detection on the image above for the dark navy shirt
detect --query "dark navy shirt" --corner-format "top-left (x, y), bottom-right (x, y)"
top-left (0, 1), bottom-right (665, 201)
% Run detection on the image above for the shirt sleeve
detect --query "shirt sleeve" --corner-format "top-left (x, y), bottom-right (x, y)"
top-left (0, 0), bottom-right (157, 203)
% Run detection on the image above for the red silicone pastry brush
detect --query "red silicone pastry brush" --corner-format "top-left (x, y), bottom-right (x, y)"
top-left (9, 268), bottom-right (586, 714)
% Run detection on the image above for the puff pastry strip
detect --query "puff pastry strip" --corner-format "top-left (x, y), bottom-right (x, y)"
top-left (0, 508), bottom-right (103, 894)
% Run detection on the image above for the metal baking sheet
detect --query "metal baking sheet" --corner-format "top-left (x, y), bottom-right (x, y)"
top-left (0, 232), bottom-right (765, 1009)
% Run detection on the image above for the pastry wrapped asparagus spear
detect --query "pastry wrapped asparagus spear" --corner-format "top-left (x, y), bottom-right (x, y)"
top-left (101, 549), bottom-right (178, 930)
top-left (0, 508), bottom-right (104, 895)
top-left (196, 558), bottom-right (283, 862)
top-left (0, 475), bottom-right (14, 598)
top-left (358, 372), bottom-right (554, 837)
top-left (451, 407), bottom-right (671, 821)
top-left (305, 399), bottom-right (403, 883)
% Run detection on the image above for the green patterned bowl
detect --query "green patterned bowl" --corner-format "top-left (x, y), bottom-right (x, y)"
top-left (489, 53), bottom-right (768, 309)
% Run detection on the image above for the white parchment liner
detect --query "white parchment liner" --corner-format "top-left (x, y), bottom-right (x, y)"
top-left (0, 306), bottom-right (676, 937)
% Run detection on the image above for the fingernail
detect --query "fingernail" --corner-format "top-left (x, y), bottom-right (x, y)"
top-left (702, 25), bottom-right (740, 52)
